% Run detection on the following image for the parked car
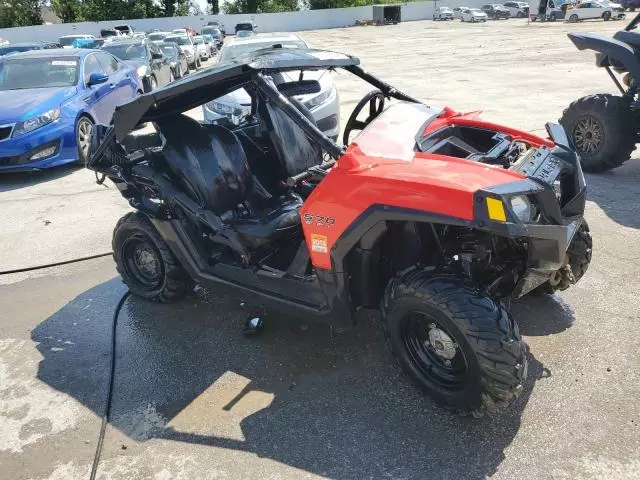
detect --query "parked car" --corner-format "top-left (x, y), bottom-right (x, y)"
top-left (102, 38), bottom-right (172, 92)
top-left (434, 6), bottom-right (455, 19)
top-left (159, 41), bottom-right (189, 79)
top-left (0, 48), bottom-right (139, 172)
top-left (235, 30), bottom-right (255, 38)
top-left (460, 7), bottom-right (490, 20)
top-left (173, 27), bottom-right (196, 36)
top-left (114, 25), bottom-right (134, 36)
top-left (201, 27), bottom-right (224, 48)
top-left (453, 6), bottom-right (469, 18)
top-left (0, 38), bottom-right (9, 45)
top-left (147, 31), bottom-right (170, 44)
top-left (481, 4), bottom-right (511, 18)
top-left (208, 34), bottom-right (340, 139)
top-left (503, 1), bottom-right (530, 16)
top-left (235, 21), bottom-right (257, 34)
top-left (164, 34), bottom-right (200, 69)
top-left (0, 42), bottom-right (61, 57)
top-left (192, 36), bottom-right (210, 61)
top-left (202, 34), bottom-right (217, 56)
top-left (565, 1), bottom-right (615, 20)
top-left (205, 20), bottom-right (226, 35)
top-left (59, 35), bottom-right (94, 48)
top-left (100, 28), bottom-right (125, 39)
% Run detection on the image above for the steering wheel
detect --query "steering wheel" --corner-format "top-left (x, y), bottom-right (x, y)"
top-left (342, 90), bottom-right (386, 145)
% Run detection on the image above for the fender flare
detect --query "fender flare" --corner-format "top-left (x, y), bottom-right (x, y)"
top-left (568, 32), bottom-right (640, 80)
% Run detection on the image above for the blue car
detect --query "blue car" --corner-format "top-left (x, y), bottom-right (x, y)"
top-left (0, 48), bottom-right (141, 172)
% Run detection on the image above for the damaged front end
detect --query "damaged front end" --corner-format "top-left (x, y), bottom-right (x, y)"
top-left (419, 120), bottom-right (587, 298)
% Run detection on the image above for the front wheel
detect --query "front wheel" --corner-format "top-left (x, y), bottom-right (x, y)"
top-left (382, 271), bottom-right (527, 416)
top-left (569, 13), bottom-right (579, 22)
top-left (549, 12), bottom-right (557, 21)
top-left (530, 221), bottom-right (593, 295)
top-left (603, 11), bottom-right (612, 20)
top-left (113, 212), bottom-right (193, 302)
top-left (75, 116), bottom-right (94, 166)
top-left (560, 94), bottom-right (637, 172)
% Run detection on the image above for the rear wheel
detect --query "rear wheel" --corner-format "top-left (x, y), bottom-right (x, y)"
top-left (75, 116), bottom-right (93, 166)
top-left (560, 94), bottom-right (637, 172)
top-left (113, 212), bottom-right (193, 302)
top-left (549, 12), bottom-right (557, 20)
top-left (382, 270), bottom-right (527, 416)
top-left (569, 13), bottom-right (579, 22)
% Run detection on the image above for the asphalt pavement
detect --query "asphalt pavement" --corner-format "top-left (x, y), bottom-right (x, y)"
top-left (1, 19), bottom-right (640, 480)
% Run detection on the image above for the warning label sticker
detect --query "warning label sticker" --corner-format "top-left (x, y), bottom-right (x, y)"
top-left (311, 234), bottom-right (328, 253)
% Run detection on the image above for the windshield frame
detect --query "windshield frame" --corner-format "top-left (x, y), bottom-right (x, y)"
top-left (219, 40), bottom-right (308, 63)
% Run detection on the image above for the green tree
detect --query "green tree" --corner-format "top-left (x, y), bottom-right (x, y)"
top-left (308, 0), bottom-right (374, 8)
top-left (52, 0), bottom-right (84, 22)
top-left (224, 0), bottom-right (296, 14)
top-left (1, 0), bottom-right (43, 27)
top-left (207, 0), bottom-right (219, 14)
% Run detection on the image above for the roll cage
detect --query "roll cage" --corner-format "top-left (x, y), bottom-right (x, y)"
top-left (90, 47), bottom-right (421, 169)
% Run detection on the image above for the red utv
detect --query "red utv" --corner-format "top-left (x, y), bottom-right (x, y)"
top-left (88, 48), bottom-right (591, 417)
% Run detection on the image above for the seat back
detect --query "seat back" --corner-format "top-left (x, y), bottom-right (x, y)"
top-left (261, 98), bottom-right (323, 178)
top-left (154, 114), bottom-right (253, 215)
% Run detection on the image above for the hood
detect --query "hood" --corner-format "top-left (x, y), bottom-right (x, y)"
top-left (0, 86), bottom-right (76, 123)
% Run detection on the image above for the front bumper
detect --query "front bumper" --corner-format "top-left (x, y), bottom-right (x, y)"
top-left (0, 119), bottom-right (77, 172)
top-left (473, 124), bottom-right (587, 296)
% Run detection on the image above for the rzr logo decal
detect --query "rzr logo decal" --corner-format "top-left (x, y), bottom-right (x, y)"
top-left (304, 213), bottom-right (335, 227)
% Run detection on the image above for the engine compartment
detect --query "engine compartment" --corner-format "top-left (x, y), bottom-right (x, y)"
top-left (418, 125), bottom-right (530, 168)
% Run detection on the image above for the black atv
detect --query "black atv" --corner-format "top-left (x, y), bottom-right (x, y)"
top-left (560, 13), bottom-right (640, 172)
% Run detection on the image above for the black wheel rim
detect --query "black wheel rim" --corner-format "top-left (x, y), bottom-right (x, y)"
top-left (572, 114), bottom-right (604, 155)
top-left (401, 311), bottom-right (469, 390)
top-left (122, 234), bottom-right (163, 291)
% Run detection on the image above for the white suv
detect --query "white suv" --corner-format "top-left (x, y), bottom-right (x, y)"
top-left (503, 1), bottom-right (530, 17)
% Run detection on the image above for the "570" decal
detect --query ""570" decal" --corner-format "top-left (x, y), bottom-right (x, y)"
top-left (303, 213), bottom-right (336, 226)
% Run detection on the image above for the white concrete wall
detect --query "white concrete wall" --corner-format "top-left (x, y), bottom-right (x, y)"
top-left (0, 1), bottom-right (492, 44)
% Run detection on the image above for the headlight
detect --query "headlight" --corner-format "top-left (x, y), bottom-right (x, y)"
top-left (13, 108), bottom-right (60, 137)
top-left (206, 101), bottom-right (250, 124)
top-left (302, 86), bottom-right (334, 110)
top-left (509, 195), bottom-right (536, 222)
top-left (136, 65), bottom-right (148, 77)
